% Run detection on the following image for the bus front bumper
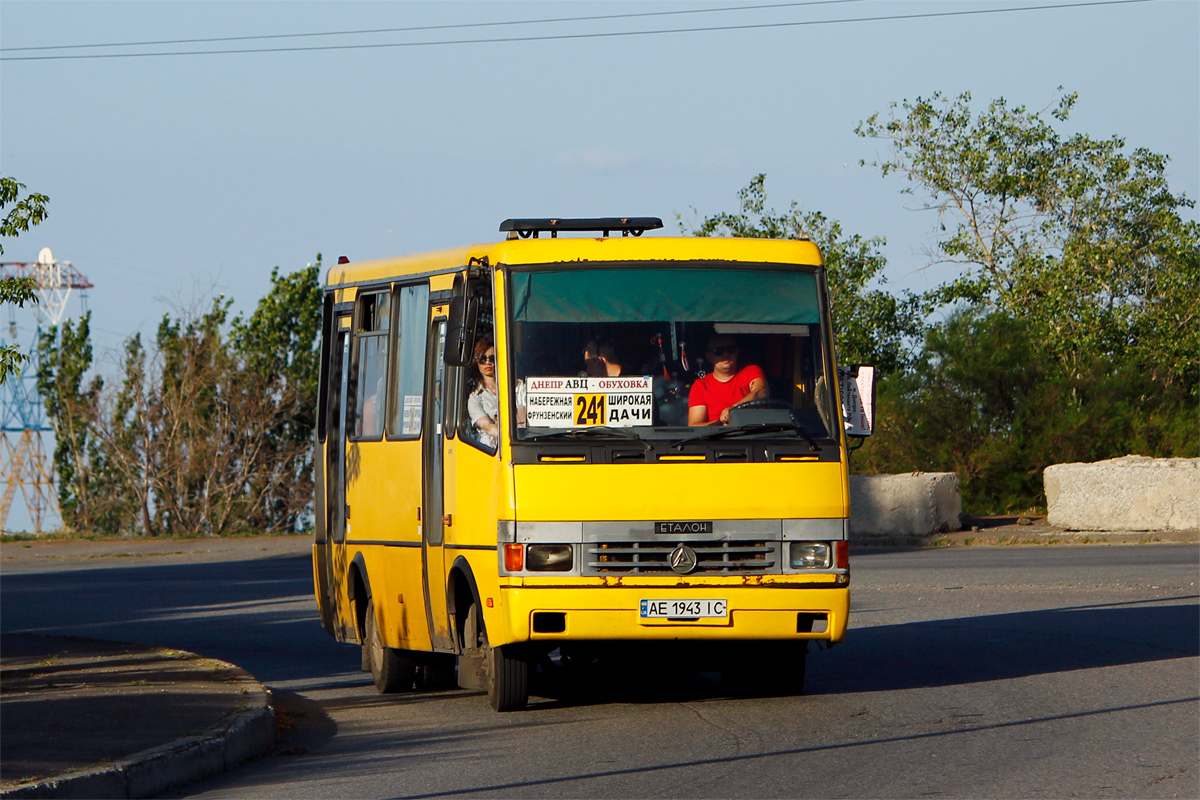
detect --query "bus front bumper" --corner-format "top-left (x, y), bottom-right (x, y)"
top-left (494, 585), bottom-right (849, 645)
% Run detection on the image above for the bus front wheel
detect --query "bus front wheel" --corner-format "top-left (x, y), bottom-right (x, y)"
top-left (365, 598), bottom-right (417, 693)
top-left (464, 601), bottom-right (529, 711)
top-left (486, 643), bottom-right (530, 712)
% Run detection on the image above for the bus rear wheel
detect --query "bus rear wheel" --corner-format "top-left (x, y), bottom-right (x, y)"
top-left (365, 598), bottom-right (417, 693)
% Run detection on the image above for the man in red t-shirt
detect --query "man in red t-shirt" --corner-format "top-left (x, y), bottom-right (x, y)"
top-left (687, 334), bottom-right (768, 425)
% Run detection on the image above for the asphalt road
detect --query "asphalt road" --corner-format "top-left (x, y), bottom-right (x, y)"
top-left (2, 538), bottom-right (1197, 798)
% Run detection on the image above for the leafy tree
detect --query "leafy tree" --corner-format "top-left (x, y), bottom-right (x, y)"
top-left (1, 178), bottom-right (49, 254)
top-left (682, 175), bottom-right (926, 373)
top-left (39, 262), bottom-right (324, 535)
top-left (228, 259), bottom-right (323, 532)
top-left (36, 313), bottom-right (113, 530)
top-left (856, 90), bottom-right (1200, 391)
top-left (850, 90), bottom-right (1198, 508)
top-left (0, 277), bottom-right (37, 385)
top-left (1, 177), bottom-right (49, 384)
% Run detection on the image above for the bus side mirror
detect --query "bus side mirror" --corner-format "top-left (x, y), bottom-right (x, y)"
top-left (838, 364), bottom-right (876, 437)
top-left (444, 295), bottom-right (480, 367)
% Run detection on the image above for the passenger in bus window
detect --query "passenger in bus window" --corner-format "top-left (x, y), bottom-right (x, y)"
top-left (687, 334), bottom-right (767, 426)
top-left (357, 339), bottom-right (387, 438)
top-left (582, 336), bottom-right (626, 377)
top-left (360, 374), bottom-right (384, 437)
top-left (467, 337), bottom-right (499, 447)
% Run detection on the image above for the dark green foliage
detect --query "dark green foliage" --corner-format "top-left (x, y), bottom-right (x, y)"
top-left (0, 177), bottom-right (49, 255)
top-left (691, 137), bottom-right (1196, 513)
top-left (35, 313), bottom-right (117, 531)
top-left (847, 90), bottom-right (1198, 511)
top-left (856, 89), bottom-right (1200, 395)
top-left (1, 177), bottom-right (49, 384)
top-left (856, 308), bottom-right (1197, 513)
top-left (1, 277), bottom-right (38, 384)
top-left (229, 261), bottom-right (323, 532)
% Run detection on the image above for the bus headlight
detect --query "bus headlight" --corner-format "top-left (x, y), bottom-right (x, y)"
top-left (526, 544), bottom-right (573, 572)
top-left (789, 542), bottom-right (831, 569)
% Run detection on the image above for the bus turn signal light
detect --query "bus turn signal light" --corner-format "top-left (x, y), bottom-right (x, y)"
top-left (504, 543), bottom-right (524, 572)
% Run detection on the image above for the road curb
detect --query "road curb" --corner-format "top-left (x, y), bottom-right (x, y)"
top-left (0, 661), bottom-right (275, 800)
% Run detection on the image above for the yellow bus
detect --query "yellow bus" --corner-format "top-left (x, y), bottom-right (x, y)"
top-left (313, 217), bottom-right (875, 711)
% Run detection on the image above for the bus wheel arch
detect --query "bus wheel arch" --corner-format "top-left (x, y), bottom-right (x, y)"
top-left (446, 556), bottom-right (482, 654)
top-left (347, 552), bottom-right (371, 647)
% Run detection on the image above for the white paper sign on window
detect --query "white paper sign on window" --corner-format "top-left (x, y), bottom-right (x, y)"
top-left (402, 395), bottom-right (423, 435)
top-left (524, 376), bottom-right (654, 428)
top-left (840, 366), bottom-right (876, 437)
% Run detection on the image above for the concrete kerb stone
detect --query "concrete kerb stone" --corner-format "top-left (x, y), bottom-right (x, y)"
top-left (1045, 456), bottom-right (1200, 532)
top-left (849, 472), bottom-right (962, 539)
top-left (0, 664), bottom-right (275, 800)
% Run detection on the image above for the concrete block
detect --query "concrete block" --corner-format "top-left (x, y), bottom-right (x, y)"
top-left (1045, 456), bottom-right (1199, 531)
top-left (850, 472), bottom-right (962, 538)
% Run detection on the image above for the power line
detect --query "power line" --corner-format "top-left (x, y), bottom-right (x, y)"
top-left (1, 1), bottom-right (867, 52)
top-left (0, 0), bottom-right (1157, 62)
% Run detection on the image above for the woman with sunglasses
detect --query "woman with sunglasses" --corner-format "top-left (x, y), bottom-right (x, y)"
top-left (687, 334), bottom-right (768, 426)
top-left (467, 337), bottom-right (500, 447)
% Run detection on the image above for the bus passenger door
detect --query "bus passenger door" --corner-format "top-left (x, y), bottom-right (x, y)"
top-left (317, 317), bottom-right (353, 640)
top-left (422, 315), bottom-right (455, 651)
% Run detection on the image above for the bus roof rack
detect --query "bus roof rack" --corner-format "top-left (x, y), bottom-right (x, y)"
top-left (500, 217), bottom-right (663, 239)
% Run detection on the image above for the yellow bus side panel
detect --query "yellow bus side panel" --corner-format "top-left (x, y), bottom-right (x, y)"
top-left (344, 440), bottom-right (424, 542)
top-left (356, 544), bottom-right (434, 652)
top-left (444, 441), bottom-right (507, 547)
top-left (513, 462), bottom-right (848, 521)
top-left (443, 440), bottom-right (508, 637)
top-left (342, 439), bottom-right (430, 651)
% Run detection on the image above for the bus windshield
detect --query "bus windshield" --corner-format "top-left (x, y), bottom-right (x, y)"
top-left (508, 264), bottom-right (839, 441)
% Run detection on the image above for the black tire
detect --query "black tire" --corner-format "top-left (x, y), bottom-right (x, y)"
top-left (365, 598), bottom-right (417, 693)
top-left (463, 601), bottom-right (529, 711)
top-left (361, 605), bottom-right (372, 672)
top-left (487, 643), bottom-right (530, 712)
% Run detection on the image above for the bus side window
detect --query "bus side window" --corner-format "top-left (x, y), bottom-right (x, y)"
top-left (458, 331), bottom-right (498, 453)
top-left (454, 274), bottom-right (498, 454)
top-left (388, 283), bottom-right (430, 438)
top-left (353, 291), bottom-right (390, 440)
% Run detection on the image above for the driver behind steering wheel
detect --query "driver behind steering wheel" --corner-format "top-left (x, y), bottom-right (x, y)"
top-left (687, 334), bottom-right (768, 426)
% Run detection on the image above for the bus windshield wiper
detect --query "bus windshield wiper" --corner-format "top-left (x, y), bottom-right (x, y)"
top-left (673, 422), bottom-right (820, 452)
top-left (524, 426), bottom-right (649, 447)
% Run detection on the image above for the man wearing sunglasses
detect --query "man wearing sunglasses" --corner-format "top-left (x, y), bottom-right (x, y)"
top-left (687, 334), bottom-right (768, 426)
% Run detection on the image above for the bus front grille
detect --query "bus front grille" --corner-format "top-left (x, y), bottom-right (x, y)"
top-left (584, 541), bottom-right (779, 575)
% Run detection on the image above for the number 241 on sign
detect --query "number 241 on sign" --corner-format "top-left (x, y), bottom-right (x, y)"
top-left (574, 394), bottom-right (605, 426)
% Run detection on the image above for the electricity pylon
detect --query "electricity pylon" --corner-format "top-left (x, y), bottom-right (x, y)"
top-left (1, 248), bottom-right (92, 533)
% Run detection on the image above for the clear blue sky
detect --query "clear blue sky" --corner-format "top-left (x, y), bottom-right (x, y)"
top-left (3, 0), bottom-right (1198, 363)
